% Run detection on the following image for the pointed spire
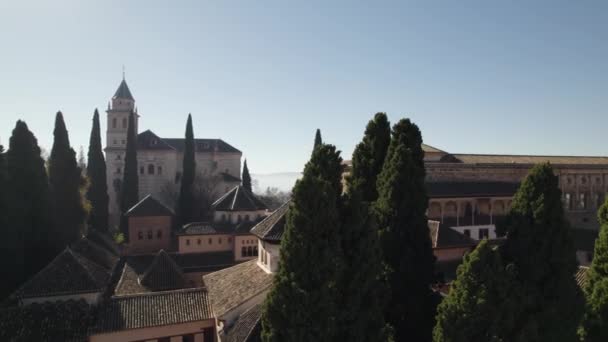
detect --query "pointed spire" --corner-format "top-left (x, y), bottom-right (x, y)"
top-left (113, 79), bottom-right (134, 101)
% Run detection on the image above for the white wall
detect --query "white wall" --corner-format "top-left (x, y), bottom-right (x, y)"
top-left (178, 234), bottom-right (233, 254)
top-left (258, 240), bottom-right (280, 273)
top-left (450, 224), bottom-right (498, 240)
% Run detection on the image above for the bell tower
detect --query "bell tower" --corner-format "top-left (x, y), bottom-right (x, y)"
top-left (106, 76), bottom-right (139, 217)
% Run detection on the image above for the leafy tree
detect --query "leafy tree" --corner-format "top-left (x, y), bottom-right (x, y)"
top-left (580, 199), bottom-right (608, 341)
top-left (242, 159), bottom-right (252, 192)
top-left (119, 111), bottom-right (139, 239)
top-left (497, 163), bottom-right (582, 341)
top-left (4, 121), bottom-right (53, 290)
top-left (178, 114), bottom-right (196, 225)
top-left (86, 109), bottom-right (109, 233)
top-left (48, 112), bottom-right (88, 254)
top-left (348, 112), bottom-right (391, 202)
top-left (375, 118), bottom-right (437, 342)
top-left (313, 128), bottom-right (322, 151)
top-left (262, 145), bottom-right (343, 342)
top-left (433, 240), bottom-right (516, 342)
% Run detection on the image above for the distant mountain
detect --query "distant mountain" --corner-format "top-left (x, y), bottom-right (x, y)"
top-left (252, 172), bottom-right (302, 193)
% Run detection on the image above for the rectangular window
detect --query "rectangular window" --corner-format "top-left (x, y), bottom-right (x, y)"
top-left (478, 228), bottom-right (489, 240)
top-left (209, 238), bottom-right (212, 245)
top-left (219, 238), bottom-right (222, 244)
top-left (186, 239), bottom-right (190, 246)
top-left (197, 239), bottom-right (201, 245)
top-left (147, 230), bottom-right (153, 240)
top-left (138, 231), bottom-right (143, 240)
top-left (580, 193), bottom-right (587, 210)
top-left (157, 230), bottom-right (162, 239)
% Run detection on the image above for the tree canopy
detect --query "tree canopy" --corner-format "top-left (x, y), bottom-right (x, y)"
top-left (86, 109), bottom-right (109, 233)
top-left (178, 114), bottom-right (196, 225)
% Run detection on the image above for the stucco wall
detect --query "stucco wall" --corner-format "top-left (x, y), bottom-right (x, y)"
top-left (128, 216), bottom-right (172, 254)
top-left (178, 234), bottom-right (233, 254)
top-left (234, 235), bottom-right (259, 261)
top-left (258, 240), bottom-right (280, 273)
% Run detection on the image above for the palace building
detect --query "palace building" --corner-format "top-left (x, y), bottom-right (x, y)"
top-left (105, 78), bottom-right (242, 219)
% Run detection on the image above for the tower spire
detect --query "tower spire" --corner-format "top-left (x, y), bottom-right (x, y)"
top-left (122, 65), bottom-right (125, 80)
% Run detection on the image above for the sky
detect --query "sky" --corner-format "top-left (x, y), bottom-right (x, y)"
top-left (0, 1), bottom-right (607, 174)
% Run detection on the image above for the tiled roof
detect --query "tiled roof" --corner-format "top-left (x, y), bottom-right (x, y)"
top-left (180, 222), bottom-right (235, 235)
top-left (422, 143), bottom-right (446, 153)
top-left (113, 79), bottom-right (134, 100)
top-left (16, 248), bottom-right (110, 298)
top-left (213, 185), bottom-right (269, 212)
top-left (250, 201), bottom-right (289, 242)
top-left (115, 251), bottom-right (235, 295)
top-left (447, 153), bottom-right (608, 165)
top-left (163, 138), bottom-right (241, 154)
top-left (138, 250), bottom-right (185, 291)
top-left (429, 222), bottom-right (477, 249)
top-left (126, 194), bottom-right (174, 217)
top-left (576, 266), bottom-right (589, 288)
top-left (426, 181), bottom-right (520, 198)
top-left (0, 299), bottom-right (96, 342)
top-left (225, 304), bottom-right (262, 342)
top-left (93, 288), bottom-right (213, 333)
top-left (137, 130), bottom-right (176, 151)
top-left (86, 230), bottom-right (120, 256)
top-left (70, 237), bottom-right (119, 271)
top-left (203, 260), bottom-right (273, 317)
top-left (174, 251), bottom-right (236, 273)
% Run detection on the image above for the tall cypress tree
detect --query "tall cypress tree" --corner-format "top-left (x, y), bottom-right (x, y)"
top-left (119, 111), bottom-right (139, 239)
top-left (86, 109), bottom-right (109, 233)
top-left (242, 159), bottom-right (252, 192)
top-left (262, 144), bottom-right (343, 342)
top-left (580, 199), bottom-right (608, 341)
top-left (178, 114), bottom-right (195, 225)
top-left (5, 121), bottom-right (53, 288)
top-left (433, 240), bottom-right (517, 342)
top-left (497, 163), bottom-right (582, 341)
top-left (313, 128), bottom-right (322, 151)
top-left (348, 112), bottom-right (391, 202)
top-left (48, 112), bottom-right (87, 253)
top-left (375, 118), bottom-right (436, 342)
top-left (0, 144), bottom-right (9, 298)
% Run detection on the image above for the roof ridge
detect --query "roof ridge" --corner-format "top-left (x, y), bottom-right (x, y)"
top-left (231, 186), bottom-right (240, 210)
top-left (452, 152), bottom-right (608, 159)
top-left (113, 286), bottom-right (207, 299)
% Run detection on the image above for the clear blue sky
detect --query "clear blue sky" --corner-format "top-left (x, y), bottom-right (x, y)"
top-left (1, 1), bottom-right (606, 174)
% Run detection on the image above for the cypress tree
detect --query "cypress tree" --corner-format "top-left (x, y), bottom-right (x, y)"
top-left (242, 159), bottom-right (252, 192)
top-left (313, 128), bottom-right (322, 151)
top-left (580, 200), bottom-right (608, 341)
top-left (433, 240), bottom-right (516, 342)
top-left (5, 121), bottom-right (53, 287)
top-left (0, 144), bottom-right (9, 298)
top-left (48, 112), bottom-right (88, 253)
top-left (348, 112), bottom-right (391, 202)
top-left (86, 109), bottom-right (109, 233)
top-left (119, 111), bottom-right (139, 239)
top-left (496, 163), bottom-right (582, 341)
top-left (178, 114), bottom-right (195, 225)
top-left (375, 118), bottom-right (436, 342)
top-left (262, 144), bottom-right (343, 342)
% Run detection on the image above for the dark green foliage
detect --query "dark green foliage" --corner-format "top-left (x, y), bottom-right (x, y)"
top-left (497, 163), bottom-right (582, 341)
top-left (580, 199), bottom-right (608, 341)
top-left (48, 112), bottom-right (88, 254)
top-left (86, 109), bottom-right (109, 233)
top-left (119, 111), bottom-right (139, 239)
top-left (313, 128), bottom-right (322, 150)
top-left (178, 114), bottom-right (196, 225)
top-left (348, 112), bottom-right (391, 202)
top-left (337, 186), bottom-right (389, 341)
top-left (433, 240), bottom-right (516, 342)
top-left (242, 159), bottom-right (252, 192)
top-left (0, 144), bottom-right (9, 298)
top-left (4, 121), bottom-right (53, 295)
top-left (304, 144), bottom-right (343, 198)
top-left (375, 118), bottom-right (436, 342)
top-left (262, 144), bottom-right (343, 342)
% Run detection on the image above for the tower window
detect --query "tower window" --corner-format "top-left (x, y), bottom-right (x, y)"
top-left (157, 166), bottom-right (162, 175)
top-left (122, 118), bottom-right (127, 128)
top-left (147, 230), bottom-right (153, 239)
top-left (140, 166), bottom-right (144, 175)
top-left (112, 118), bottom-right (117, 128)
top-left (148, 164), bottom-right (155, 175)
top-left (116, 167), bottom-right (121, 174)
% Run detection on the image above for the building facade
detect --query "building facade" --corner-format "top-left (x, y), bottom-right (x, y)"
top-left (105, 78), bottom-right (242, 220)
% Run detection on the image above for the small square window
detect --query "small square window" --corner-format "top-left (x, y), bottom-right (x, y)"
top-left (197, 239), bottom-right (201, 245)
top-left (186, 239), bottom-right (190, 246)
top-left (209, 238), bottom-right (212, 245)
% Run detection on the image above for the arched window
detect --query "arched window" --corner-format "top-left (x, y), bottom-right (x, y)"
top-left (253, 246), bottom-right (258, 256)
top-left (245, 215), bottom-right (250, 222)
top-left (157, 230), bottom-right (162, 239)
top-left (237, 215), bottom-right (242, 223)
top-left (221, 214), bottom-right (226, 222)
top-left (112, 118), bottom-right (117, 128)
top-left (241, 246), bottom-right (247, 257)
top-left (157, 166), bottom-right (162, 175)
top-left (147, 230), bottom-right (153, 239)
top-left (197, 239), bottom-right (201, 245)
top-left (122, 118), bottom-right (127, 128)
top-left (138, 231), bottom-right (143, 240)
top-left (208, 238), bottom-right (212, 245)
top-left (247, 246), bottom-right (253, 257)
top-left (148, 164), bottom-right (155, 175)
top-left (186, 239), bottom-right (190, 245)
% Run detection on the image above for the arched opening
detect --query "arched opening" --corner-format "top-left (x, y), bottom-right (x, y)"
top-left (241, 246), bottom-right (247, 257)
top-left (122, 117), bottom-right (127, 128)
top-left (148, 164), bottom-right (155, 175)
top-left (247, 246), bottom-right (253, 257)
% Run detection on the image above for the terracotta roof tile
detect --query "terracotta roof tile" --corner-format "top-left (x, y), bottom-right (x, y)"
top-left (250, 201), bottom-right (289, 242)
top-left (225, 304), bottom-right (262, 342)
top-left (213, 186), bottom-right (269, 212)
